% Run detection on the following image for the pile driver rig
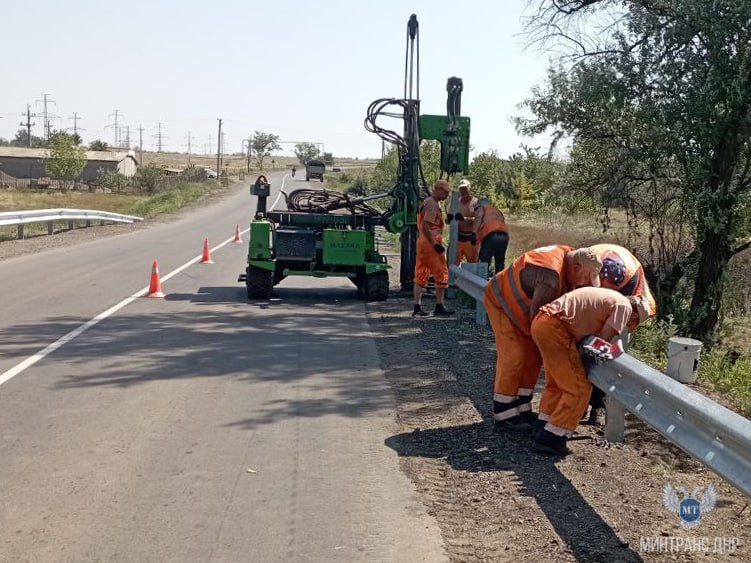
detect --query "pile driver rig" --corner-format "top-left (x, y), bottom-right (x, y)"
top-left (239, 14), bottom-right (471, 299)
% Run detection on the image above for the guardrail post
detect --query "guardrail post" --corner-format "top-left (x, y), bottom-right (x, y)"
top-left (604, 401), bottom-right (626, 442)
top-left (86, 220), bottom-right (91, 228)
top-left (68, 220), bottom-right (74, 230)
top-left (17, 224), bottom-right (24, 240)
top-left (459, 262), bottom-right (488, 326)
top-left (603, 328), bottom-right (629, 442)
top-left (47, 221), bottom-right (53, 235)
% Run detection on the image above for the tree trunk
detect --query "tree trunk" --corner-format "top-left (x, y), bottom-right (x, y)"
top-left (688, 224), bottom-right (731, 341)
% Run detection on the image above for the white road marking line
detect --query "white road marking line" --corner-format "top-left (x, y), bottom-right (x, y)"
top-left (0, 229), bottom-right (250, 387)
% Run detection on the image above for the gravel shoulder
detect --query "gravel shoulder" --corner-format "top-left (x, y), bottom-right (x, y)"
top-left (364, 259), bottom-right (750, 562)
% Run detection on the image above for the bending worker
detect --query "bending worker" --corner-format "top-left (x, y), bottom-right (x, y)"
top-left (413, 179), bottom-right (454, 317)
top-left (449, 179), bottom-right (479, 264)
top-left (586, 243), bottom-right (657, 424)
top-left (530, 288), bottom-right (650, 455)
top-left (473, 197), bottom-right (509, 276)
top-left (483, 245), bottom-right (603, 428)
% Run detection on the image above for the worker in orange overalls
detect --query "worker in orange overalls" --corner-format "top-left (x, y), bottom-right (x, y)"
top-left (530, 287), bottom-right (650, 454)
top-left (483, 245), bottom-right (603, 429)
top-left (473, 197), bottom-right (509, 276)
top-left (590, 243), bottom-right (656, 315)
top-left (586, 243), bottom-right (657, 424)
top-left (413, 179), bottom-right (454, 317)
top-left (449, 179), bottom-right (479, 264)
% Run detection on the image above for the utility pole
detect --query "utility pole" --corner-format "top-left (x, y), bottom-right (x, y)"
top-left (106, 109), bottom-right (121, 147)
top-left (69, 112), bottom-right (85, 136)
top-left (216, 118), bottom-right (222, 175)
top-left (138, 124), bottom-right (144, 166)
top-left (36, 94), bottom-right (58, 140)
top-left (245, 138), bottom-right (251, 172)
top-left (185, 131), bottom-right (192, 165)
top-left (153, 122), bottom-right (167, 153)
top-left (20, 105), bottom-right (36, 147)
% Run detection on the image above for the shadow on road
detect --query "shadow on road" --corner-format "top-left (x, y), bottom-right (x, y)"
top-left (0, 284), bottom-right (395, 429)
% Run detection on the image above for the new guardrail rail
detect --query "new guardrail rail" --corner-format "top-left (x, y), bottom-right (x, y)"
top-left (0, 208), bottom-right (143, 239)
top-left (450, 263), bottom-right (751, 498)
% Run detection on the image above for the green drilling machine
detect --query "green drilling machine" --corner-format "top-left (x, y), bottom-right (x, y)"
top-left (239, 14), bottom-right (470, 300)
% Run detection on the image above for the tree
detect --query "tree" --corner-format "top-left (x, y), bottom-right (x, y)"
top-left (11, 128), bottom-right (45, 148)
top-left (294, 142), bottom-right (319, 166)
top-left (520, 0), bottom-right (751, 340)
top-left (322, 152), bottom-right (334, 165)
top-left (45, 132), bottom-right (87, 188)
top-left (88, 139), bottom-right (109, 151)
top-left (250, 131), bottom-right (280, 169)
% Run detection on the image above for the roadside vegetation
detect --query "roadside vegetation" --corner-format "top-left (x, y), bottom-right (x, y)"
top-left (0, 165), bottom-right (224, 241)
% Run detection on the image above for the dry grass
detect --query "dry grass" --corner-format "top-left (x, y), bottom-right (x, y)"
top-left (138, 151), bottom-right (378, 175)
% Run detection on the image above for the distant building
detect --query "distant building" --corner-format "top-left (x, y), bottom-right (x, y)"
top-left (0, 147), bottom-right (139, 182)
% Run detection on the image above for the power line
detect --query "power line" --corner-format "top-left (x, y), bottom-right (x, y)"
top-left (35, 94), bottom-right (58, 140)
top-left (153, 122), bottom-right (167, 152)
top-left (216, 118), bottom-right (222, 174)
top-left (184, 131), bottom-right (192, 164)
top-left (106, 109), bottom-right (122, 147)
top-left (19, 104), bottom-right (36, 147)
top-left (68, 112), bottom-right (85, 135)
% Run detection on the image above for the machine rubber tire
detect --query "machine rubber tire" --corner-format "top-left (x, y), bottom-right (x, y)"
top-left (320, 175), bottom-right (324, 182)
top-left (362, 271), bottom-right (389, 302)
top-left (246, 266), bottom-right (273, 299)
top-left (273, 266), bottom-right (287, 287)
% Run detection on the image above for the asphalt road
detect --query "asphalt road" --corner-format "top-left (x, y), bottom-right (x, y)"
top-left (0, 173), bottom-right (447, 562)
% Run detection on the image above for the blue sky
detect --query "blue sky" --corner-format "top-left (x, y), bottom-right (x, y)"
top-left (0, 0), bottom-right (554, 158)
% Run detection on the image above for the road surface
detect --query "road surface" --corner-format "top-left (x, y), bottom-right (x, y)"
top-left (0, 172), bottom-right (447, 562)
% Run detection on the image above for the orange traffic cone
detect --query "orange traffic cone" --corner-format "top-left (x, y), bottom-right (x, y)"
top-left (232, 224), bottom-right (242, 243)
top-left (201, 237), bottom-right (214, 264)
top-left (146, 260), bottom-right (165, 298)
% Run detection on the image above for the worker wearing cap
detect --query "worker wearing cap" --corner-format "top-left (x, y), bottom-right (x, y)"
top-left (586, 243), bottom-right (657, 424)
top-left (413, 179), bottom-right (454, 317)
top-left (590, 244), bottom-right (656, 315)
top-left (448, 179), bottom-right (479, 264)
top-left (473, 197), bottom-right (509, 276)
top-left (483, 245), bottom-right (602, 428)
top-left (530, 287), bottom-right (650, 454)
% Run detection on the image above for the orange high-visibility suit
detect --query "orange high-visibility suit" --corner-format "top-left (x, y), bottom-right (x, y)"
top-left (456, 195), bottom-right (479, 263)
top-left (414, 197), bottom-right (448, 289)
top-left (531, 287), bottom-right (633, 435)
top-left (483, 245), bottom-right (573, 421)
top-left (476, 203), bottom-right (509, 275)
top-left (591, 243), bottom-right (656, 316)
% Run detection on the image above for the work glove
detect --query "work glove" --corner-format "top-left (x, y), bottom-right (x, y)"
top-left (454, 213), bottom-right (465, 223)
top-left (446, 213), bottom-right (454, 223)
top-left (433, 243), bottom-right (446, 254)
top-left (470, 232), bottom-right (478, 246)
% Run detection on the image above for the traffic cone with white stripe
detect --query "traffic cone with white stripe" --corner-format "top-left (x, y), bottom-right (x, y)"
top-left (201, 237), bottom-right (214, 264)
top-left (146, 260), bottom-right (165, 298)
top-left (232, 224), bottom-right (242, 243)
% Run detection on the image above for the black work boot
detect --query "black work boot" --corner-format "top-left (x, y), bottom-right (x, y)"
top-left (532, 428), bottom-right (571, 456)
top-left (433, 303), bottom-right (454, 316)
top-left (412, 304), bottom-right (428, 317)
top-left (519, 410), bottom-right (538, 425)
top-left (587, 407), bottom-right (605, 426)
top-left (533, 418), bottom-right (547, 435)
top-left (494, 415), bottom-right (531, 432)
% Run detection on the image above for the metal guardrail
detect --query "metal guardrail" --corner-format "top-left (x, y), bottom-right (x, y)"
top-left (0, 208), bottom-right (143, 239)
top-left (451, 263), bottom-right (751, 497)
